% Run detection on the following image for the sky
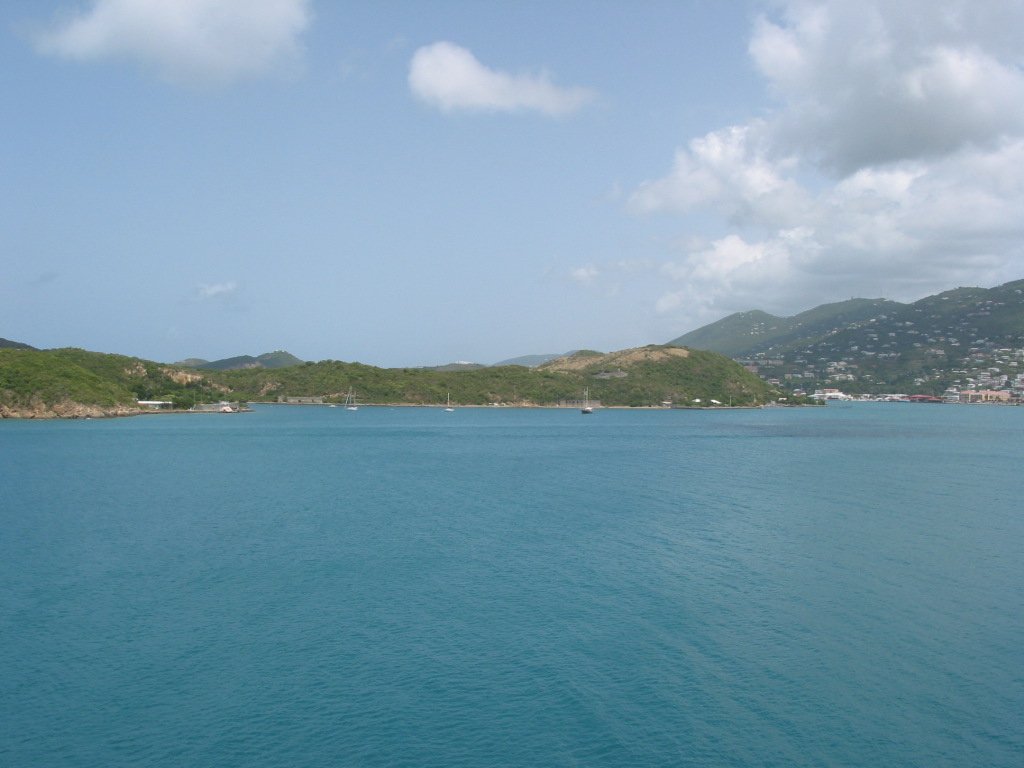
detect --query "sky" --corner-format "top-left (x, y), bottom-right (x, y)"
top-left (3, 0), bottom-right (1024, 367)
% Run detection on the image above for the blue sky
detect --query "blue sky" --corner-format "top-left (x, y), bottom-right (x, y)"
top-left (3, 1), bottom-right (1023, 366)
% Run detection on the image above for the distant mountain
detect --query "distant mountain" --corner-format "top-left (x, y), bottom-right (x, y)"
top-left (174, 358), bottom-right (209, 368)
top-left (492, 352), bottom-right (574, 368)
top-left (669, 299), bottom-right (898, 358)
top-left (1, 337), bottom-right (36, 350)
top-left (421, 362), bottom-right (487, 372)
top-left (670, 279), bottom-right (1024, 394)
top-left (192, 350), bottom-right (304, 371)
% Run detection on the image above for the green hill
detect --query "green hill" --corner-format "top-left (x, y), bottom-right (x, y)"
top-left (1, 344), bottom-right (788, 418)
top-left (0, 348), bottom-right (133, 413)
top-left (195, 350), bottom-right (304, 371)
top-left (422, 362), bottom-right (487, 372)
top-left (672, 279), bottom-right (1024, 394)
top-left (203, 345), bottom-right (779, 407)
top-left (491, 352), bottom-right (569, 367)
top-left (0, 348), bottom-right (230, 417)
top-left (669, 299), bottom-right (898, 357)
top-left (1, 337), bottom-right (36, 350)
top-left (537, 346), bottom-right (774, 406)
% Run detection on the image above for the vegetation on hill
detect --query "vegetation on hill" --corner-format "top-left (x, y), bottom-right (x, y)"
top-left (1, 338), bottom-right (36, 350)
top-left (669, 299), bottom-right (898, 358)
top-left (189, 350), bottom-right (304, 371)
top-left (538, 346), bottom-right (775, 406)
top-left (10, 278), bottom-right (1020, 413)
top-left (421, 362), bottom-right (486, 372)
top-left (205, 345), bottom-right (778, 407)
top-left (45, 348), bottom-right (229, 407)
top-left (1, 344), bottom-right (785, 416)
top-left (0, 348), bottom-right (133, 409)
top-left (490, 352), bottom-right (568, 368)
top-left (670, 279), bottom-right (1024, 394)
top-left (0, 348), bottom-right (228, 415)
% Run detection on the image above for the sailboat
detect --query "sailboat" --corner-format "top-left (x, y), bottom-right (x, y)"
top-left (344, 388), bottom-right (359, 411)
top-left (444, 392), bottom-right (455, 412)
top-left (581, 388), bottom-right (593, 414)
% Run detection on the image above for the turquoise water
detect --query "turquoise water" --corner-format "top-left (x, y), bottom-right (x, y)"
top-left (2, 404), bottom-right (1022, 766)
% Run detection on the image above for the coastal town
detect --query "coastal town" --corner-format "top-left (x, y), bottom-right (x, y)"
top-left (722, 286), bottom-right (1024, 404)
top-left (806, 387), bottom-right (1020, 404)
top-left (751, 340), bottom-right (1024, 404)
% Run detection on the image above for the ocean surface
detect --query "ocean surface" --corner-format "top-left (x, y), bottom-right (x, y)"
top-left (1, 403), bottom-right (1022, 767)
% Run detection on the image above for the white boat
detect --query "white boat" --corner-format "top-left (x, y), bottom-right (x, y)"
top-left (344, 389), bottom-right (359, 411)
top-left (581, 388), bottom-right (593, 414)
top-left (444, 392), bottom-right (455, 412)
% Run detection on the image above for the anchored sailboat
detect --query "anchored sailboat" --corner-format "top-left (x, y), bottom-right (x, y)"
top-left (344, 389), bottom-right (358, 411)
top-left (581, 388), bottom-right (593, 414)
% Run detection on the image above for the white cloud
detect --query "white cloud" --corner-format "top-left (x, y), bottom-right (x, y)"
top-left (35, 0), bottom-right (310, 85)
top-left (197, 281), bottom-right (238, 299)
top-left (750, 0), bottom-right (1024, 173)
top-left (654, 291), bottom-right (686, 315)
top-left (656, 232), bottom-right (806, 317)
top-left (631, 0), bottom-right (1024, 333)
top-left (630, 122), bottom-right (809, 229)
top-left (571, 265), bottom-right (599, 284)
top-left (409, 41), bottom-right (595, 116)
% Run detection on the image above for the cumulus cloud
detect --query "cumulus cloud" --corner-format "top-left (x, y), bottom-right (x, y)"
top-left (630, 0), bottom-right (1024, 331)
top-left (35, 0), bottom-right (310, 85)
top-left (655, 230), bottom-right (811, 317)
top-left (630, 122), bottom-right (809, 229)
top-left (409, 41), bottom-right (595, 116)
top-left (750, 0), bottom-right (1024, 173)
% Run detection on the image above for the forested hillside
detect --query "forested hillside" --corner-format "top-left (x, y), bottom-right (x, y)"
top-left (0, 344), bottom-right (785, 417)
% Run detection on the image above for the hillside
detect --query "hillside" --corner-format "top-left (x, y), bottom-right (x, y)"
top-left (1, 337), bottom-right (36, 350)
top-left (189, 350), bottom-right (304, 371)
top-left (537, 346), bottom-right (774, 406)
top-left (492, 352), bottom-right (569, 368)
top-left (421, 362), bottom-right (487, 372)
top-left (0, 348), bottom-right (231, 417)
top-left (671, 279), bottom-right (1024, 394)
top-left (669, 299), bottom-right (899, 358)
top-left (1, 344), bottom-right (786, 417)
top-left (207, 345), bottom-right (777, 407)
top-left (0, 348), bottom-right (134, 417)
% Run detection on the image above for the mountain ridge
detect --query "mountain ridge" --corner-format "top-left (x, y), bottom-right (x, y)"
top-left (1, 337), bottom-right (36, 350)
top-left (669, 279), bottom-right (1024, 394)
top-left (669, 298), bottom-right (900, 358)
top-left (179, 350), bottom-right (305, 371)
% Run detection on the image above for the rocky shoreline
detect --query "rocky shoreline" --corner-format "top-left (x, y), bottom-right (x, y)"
top-left (0, 400), bottom-right (143, 419)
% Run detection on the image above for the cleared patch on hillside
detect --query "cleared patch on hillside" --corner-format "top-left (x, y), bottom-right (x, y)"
top-left (542, 346), bottom-right (690, 372)
top-left (161, 367), bottom-right (205, 385)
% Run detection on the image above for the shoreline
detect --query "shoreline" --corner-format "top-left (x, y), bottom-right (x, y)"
top-left (2, 401), bottom-right (774, 419)
top-left (10, 400), bottom-right (1011, 419)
